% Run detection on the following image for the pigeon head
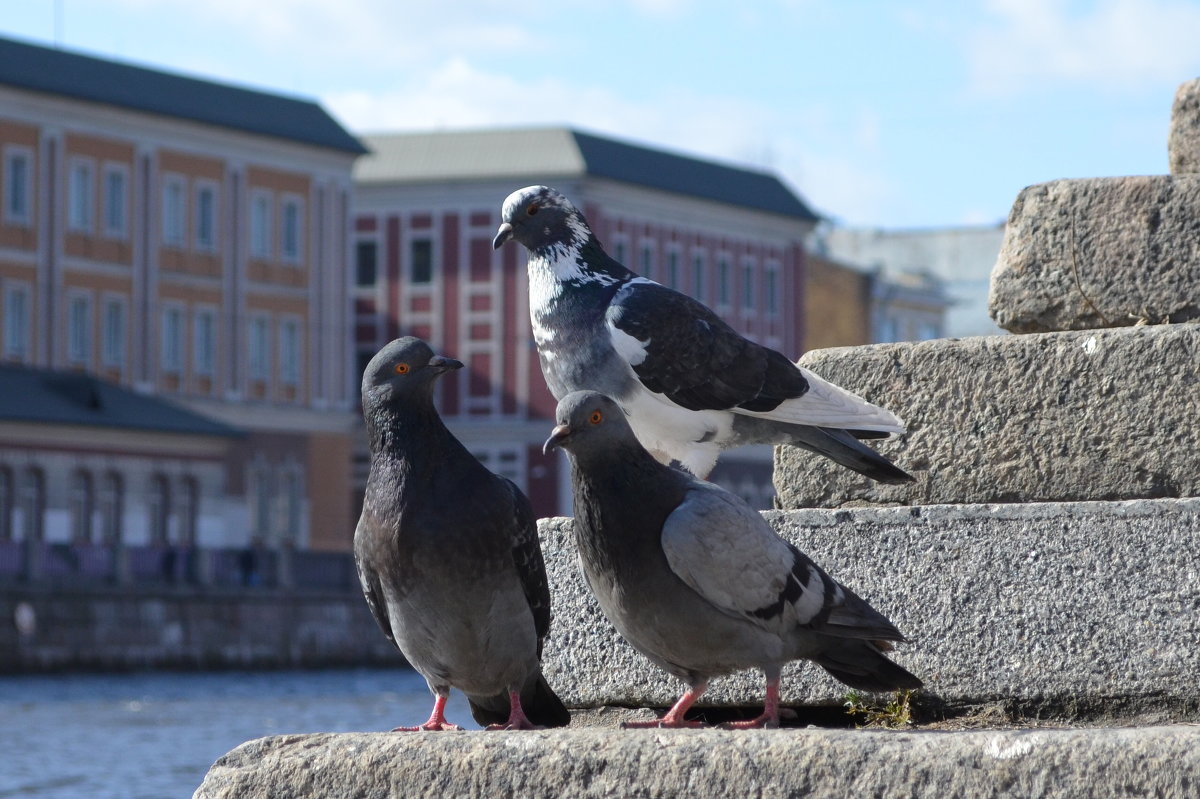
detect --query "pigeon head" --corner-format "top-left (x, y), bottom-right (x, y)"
top-left (360, 337), bottom-right (463, 408)
top-left (493, 185), bottom-right (590, 256)
top-left (543, 390), bottom-right (637, 456)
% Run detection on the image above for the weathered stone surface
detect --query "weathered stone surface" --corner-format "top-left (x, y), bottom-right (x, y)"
top-left (538, 499), bottom-right (1200, 713)
top-left (775, 326), bottom-right (1200, 508)
top-left (194, 726), bottom-right (1200, 799)
top-left (988, 176), bottom-right (1200, 333)
top-left (1170, 78), bottom-right (1200, 175)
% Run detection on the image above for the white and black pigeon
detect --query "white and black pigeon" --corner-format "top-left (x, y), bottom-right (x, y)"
top-left (494, 185), bottom-right (913, 483)
top-left (544, 390), bottom-right (921, 728)
top-left (356, 337), bottom-right (570, 731)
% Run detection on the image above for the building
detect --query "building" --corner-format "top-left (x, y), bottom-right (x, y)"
top-left (803, 253), bottom-right (873, 350)
top-left (0, 35), bottom-right (365, 570)
top-left (352, 127), bottom-right (818, 512)
top-left (820, 224), bottom-right (1006, 338)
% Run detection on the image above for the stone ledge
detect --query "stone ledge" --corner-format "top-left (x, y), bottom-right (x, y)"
top-left (1170, 78), bottom-right (1200, 175)
top-left (538, 499), bottom-right (1200, 712)
top-left (776, 325), bottom-right (1200, 508)
top-left (987, 175), bottom-right (1200, 333)
top-left (194, 726), bottom-right (1200, 799)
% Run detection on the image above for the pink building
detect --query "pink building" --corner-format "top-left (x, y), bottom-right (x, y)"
top-left (353, 128), bottom-right (818, 514)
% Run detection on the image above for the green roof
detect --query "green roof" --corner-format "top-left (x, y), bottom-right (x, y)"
top-left (0, 35), bottom-right (366, 155)
top-left (0, 365), bottom-right (241, 437)
top-left (357, 127), bottom-right (818, 221)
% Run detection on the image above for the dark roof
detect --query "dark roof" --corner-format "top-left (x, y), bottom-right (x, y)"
top-left (0, 35), bottom-right (366, 155)
top-left (0, 365), bottom-right (241, 437)
top-left (570, 130), bottom-right (819, 222)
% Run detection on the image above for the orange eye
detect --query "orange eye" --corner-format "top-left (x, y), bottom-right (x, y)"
top-left (394, 363), bottom-right (410, 374)
top-left (527, 203), bottom-right (540, 216)
top-left (589, 410), bottom-right (603, 425)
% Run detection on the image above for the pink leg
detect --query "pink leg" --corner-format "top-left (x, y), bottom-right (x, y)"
top-left (485, 690), bottom-right (541, 731)
top-left (392, 693), bottom-right (464, 732)
top-left (621, 682), bottom-right (710, 729)
top-left (721, 675), bottom-right (781, 730)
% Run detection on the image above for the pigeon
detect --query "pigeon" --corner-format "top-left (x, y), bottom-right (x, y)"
top-left (356, 336), bottom-right (570, 731)
top-left (494, 185), bottom-right (913, 483)
top-left (544, 390), bottom-right (921, 728)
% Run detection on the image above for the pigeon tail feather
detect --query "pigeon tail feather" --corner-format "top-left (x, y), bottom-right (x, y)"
top-left (814, 639), bottom-right (923, 692)
top-left (786, 426), bottom-right (915, 484)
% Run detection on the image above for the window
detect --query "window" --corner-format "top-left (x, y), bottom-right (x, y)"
top-left (666, 251), bottom-right (679, 289)
top-left (194, 309), bottom-right (215, 376)
top-left (148, 474), bottom-right (171, 544)
top-left (68, 160), bottom-right (94, 232)
top-left (161, 306), bottom-right (183, 373)
top-left (614, 240), bottom-right (627, 266)
top-left (196, 184), bottom-right (217, 251)
top-left (0, 466), bottom-right (13, 541)
top-left (742, 261), bottom-right (755, 310)
top-left (70, 470), bottom-right (94, 544)
top-left (640, 244), bottom-right (654, 281)
top-left (98, 471), bottom-right (123, 544)
top-left (281, 469), bottom-right (302, 543)
top-left (250, 192), bottom-right (271, 258)
top-left (21, 467), bottom-right (45, 542)
top-left (251, 465), bottom-right (272, 538)
top-left (102, 298), bottom-right (126, 368)
top-left (355, 241), bottom-right (377, 287)
top-left (766, 265), bottom-right (779, 316)
top-left (410, 239), bottom-right (432, 284)
top-left (68, 294), bottom-right (91, 364)
top-left (249, 316), bottom-right (270, 380)
top-left (3, 284), bottom-right (30, 359)
top-left (178, 476), bottom-right (199, 546)
top-left (103, 166), bottom-right (128, 237)
top-left (717, 258), bottom-right (730, 306)
top-left (281, 197), bottom-right (302, 262)
top-left (279, 318), bottom-right (300, 385)
top-left (3, 149), bottom-right (31, 225)
top-left (692, 254), bottom-right (705, 301)
top-left (162, 176), bottom-right (185, 247)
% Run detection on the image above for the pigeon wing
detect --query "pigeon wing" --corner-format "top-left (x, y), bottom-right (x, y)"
top-left (503, 477), bottom-right (553, 655)
top-left (606, 280), bottom-right (809, 413)
top-left (353, 516), bottom-right (398, 649)
top-left (659, 484), bottom-right (830, 633)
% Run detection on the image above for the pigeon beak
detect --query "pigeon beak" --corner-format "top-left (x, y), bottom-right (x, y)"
top-left (543, 424), bottom-right (571, 455)
top-left (427, 355), bottom-right (464, 374)
top-left (492, 222), bottom-right (513, 250)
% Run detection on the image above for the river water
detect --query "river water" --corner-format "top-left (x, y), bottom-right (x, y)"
top-left (0, 667), bottom-right (478, 799)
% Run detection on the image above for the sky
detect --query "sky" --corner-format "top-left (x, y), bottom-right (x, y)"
top-left (3, 0), bottom-right (1199, 229)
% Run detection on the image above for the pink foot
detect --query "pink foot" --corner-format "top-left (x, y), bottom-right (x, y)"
top-left (485, 690), bottom-right (542, 730)
top-left (720, 676), bottom-right (781, 729)
top-left (393, 694), bottom-right (464, 732)
top-left (620, 685), bottom-right (709, 729)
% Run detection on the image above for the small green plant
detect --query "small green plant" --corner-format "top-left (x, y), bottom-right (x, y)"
top-left (844, 689), bottom-right (916, 728)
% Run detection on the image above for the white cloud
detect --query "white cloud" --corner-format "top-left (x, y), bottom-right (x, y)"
top-left (969, 0), bottom-right (1200, 94)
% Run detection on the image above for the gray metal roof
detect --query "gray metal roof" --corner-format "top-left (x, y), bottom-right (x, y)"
top-left (357, 127), bottom-right (817, 221)
top-left (0, 365), bottom-right (241, 438)
top-left (0, 35), bottom-right (366, 155)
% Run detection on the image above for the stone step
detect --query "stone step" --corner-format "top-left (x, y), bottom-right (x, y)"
top-left (538, 499), bottom-right (1200, 713)
top-left (987, 174), bottom-right (1200, 333)
top-left (194, 726), bottom-right (1200, 799)
top-left (775, 324), bottom-right (1200, 509)
top-left (1170, 78), bottom-right (1200, 175)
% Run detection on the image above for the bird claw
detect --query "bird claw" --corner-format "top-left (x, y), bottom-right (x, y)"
top-left (718, 716), bottom-right (779, 730)
top-left (485, 720), bottom-right (543, 731)
top-left (392, 721), bottom-right (464, 732)
top-left (620, 718), bottom-right (708, 729)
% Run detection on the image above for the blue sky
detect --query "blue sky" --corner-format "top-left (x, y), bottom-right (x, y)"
top-left (4, 0), bottom-right (1199, 228)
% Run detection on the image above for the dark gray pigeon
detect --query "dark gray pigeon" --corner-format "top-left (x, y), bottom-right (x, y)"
top-left (356, 337), bottom-right (569, 730)
top-left (494, 185), bottom-right (913, 483)
top-left (544, 390), bottom-right (921, 728)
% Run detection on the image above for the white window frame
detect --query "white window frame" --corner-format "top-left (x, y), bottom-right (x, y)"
top-left (195, 181), bottom-right (218, 252)
top-left (3, 146), bottom-right (33, 227)
top-left (67, 292), bottom-right (92, 365)
top-left (193, 306), bottom-right (216, 377)
top-left (280, 194), bottom-right (303, 264)
top-left (3, 282), bottom-right (31, 359)
top-left (161, 304), bottom-right (184, 374)
top-left (102, 163), bottom-right (129, 239)
top-left (248, 314), bottom-right (271, 381)
top-left (67, 157), bottom-right (95, 233)
top-left (162, 173), bottom-right (186, 248)
top-left (101, 295), bottom-right (127, 368)
top-left (279, 316), bottom-right (300, 385)
top-left (666, 247), bottom-right (681, 290)
top-left (249, 190), bottom-right (272, 259)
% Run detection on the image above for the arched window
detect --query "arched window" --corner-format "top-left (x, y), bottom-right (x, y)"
top-left (0, 466), bottom-right (13, 541)
top-left (280, 469), bottom-right (302, 545)
top-left (178, 476), bottom-right (199, 546)
top-left (148, 474), bottom-right (171, 544)
top-left (20, 467), bottom-right (45, 542)
top-left (70, 470), bottom-right (95, 543)
top-left (99, 471), bottom-right (123, 544)
top-left (251, 463), bottom-right (272, 541)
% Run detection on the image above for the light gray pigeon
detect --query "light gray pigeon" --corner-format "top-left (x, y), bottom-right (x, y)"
top-left (356, 337), bottom-right (569, 730)
top-left (494, 185), bottom-right (913, 483)
top-left (544, 390), bottom-right (921, 728)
